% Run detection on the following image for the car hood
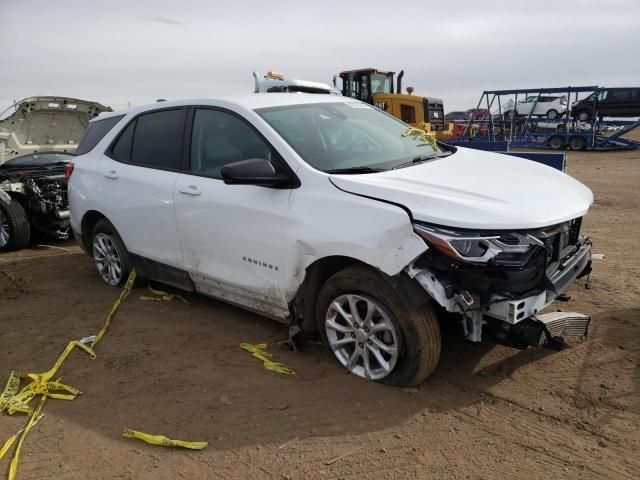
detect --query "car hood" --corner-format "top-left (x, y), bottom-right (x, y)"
top-left (0, 96), bottom-right (111, 165)
top-left (329, 147), bottom-right (593, 230)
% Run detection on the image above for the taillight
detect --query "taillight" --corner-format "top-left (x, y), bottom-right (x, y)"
top-left (64, 162), bottom-right (75, 179)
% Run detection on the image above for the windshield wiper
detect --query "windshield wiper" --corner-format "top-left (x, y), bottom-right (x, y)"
top-left (326, 166), bottom-right (384, 174)
top-left (391, 151), bottom-right (451, 170)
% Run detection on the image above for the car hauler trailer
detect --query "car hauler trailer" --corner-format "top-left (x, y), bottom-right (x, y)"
top-left (448, 86), bottom-right (639, 152)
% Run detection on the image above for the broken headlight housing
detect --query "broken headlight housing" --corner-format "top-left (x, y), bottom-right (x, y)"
top-left (413, 223), bottom-right (541, 265)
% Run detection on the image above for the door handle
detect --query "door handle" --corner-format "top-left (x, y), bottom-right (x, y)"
top-left (178, 185), bottom-right (201, 196)
top-left (102, 169), bottom-right (118, 179)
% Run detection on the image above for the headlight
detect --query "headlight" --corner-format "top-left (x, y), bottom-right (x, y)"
top-left (413, 223), bottom-right (537, 264)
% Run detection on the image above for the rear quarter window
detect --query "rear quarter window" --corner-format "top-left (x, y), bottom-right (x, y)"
top-left (76, 115), bottom-right (124, 155)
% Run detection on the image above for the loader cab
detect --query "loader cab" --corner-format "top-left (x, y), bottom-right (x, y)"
top-left (338, 68), bottom-right (395, 105)
top-left (337, 68), bottom-right (445, 130)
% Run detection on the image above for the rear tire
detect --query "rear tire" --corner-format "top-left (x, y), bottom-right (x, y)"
top-left (316, 266), bottom-right (441, 387)
top-left (0, 199), bottom-right (31, 252)
top-left (549, 136), bottom-right (564, 150)
top-left (91, 219), bottom-right (132, 286)
top-left (569, 136), bottom-right (586, 151)
top-left (546, 109), bottom-right (559, 120)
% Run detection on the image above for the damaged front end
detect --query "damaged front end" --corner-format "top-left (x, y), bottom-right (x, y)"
top-left (406, 219), bottom-right (592, 348)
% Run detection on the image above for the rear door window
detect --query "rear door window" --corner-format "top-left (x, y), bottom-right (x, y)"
top-left (130, 109), bottom-right (185, 170)
top-left (76, 115), bottom-right (124, 155)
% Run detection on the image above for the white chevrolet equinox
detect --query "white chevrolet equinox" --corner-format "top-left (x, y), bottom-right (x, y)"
top-left (68, 94), bottom-right (594, 386)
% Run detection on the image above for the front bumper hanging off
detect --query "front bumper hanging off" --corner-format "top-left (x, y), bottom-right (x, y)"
top-left (408, 237), bottom-right (593, 349)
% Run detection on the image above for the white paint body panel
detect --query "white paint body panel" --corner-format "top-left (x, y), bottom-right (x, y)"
top-left (330, 147), bottom-right (593, 230)
top-left (69, 94), bottom-right (593, 321)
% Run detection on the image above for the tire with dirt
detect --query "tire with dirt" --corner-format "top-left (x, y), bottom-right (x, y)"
top-left (316, 265), bottom-right (441, 387)
top-left (91, 219), bottom-right (133, 287)
top-left (0, 198), bottom-right (31, 252)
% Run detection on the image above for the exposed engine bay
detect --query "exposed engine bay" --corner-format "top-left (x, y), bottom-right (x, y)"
top-left (0, 96), bottom-right (110, 251)
top-left (0, 160), bottom-right (70, 240)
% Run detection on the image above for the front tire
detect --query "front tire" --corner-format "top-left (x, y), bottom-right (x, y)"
top-left (91, 219), bottom-right (132, 286)
top-left (0, 199), bottom-right (31, 252)
top-left (316, 266), bottom-right (441, 386)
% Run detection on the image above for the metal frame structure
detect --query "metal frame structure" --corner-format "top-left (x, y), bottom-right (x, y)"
top-left (453, 86), bottom-right (639, 151)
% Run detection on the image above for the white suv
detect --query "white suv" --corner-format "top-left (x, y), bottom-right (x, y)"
top-left (510, 95), bottom-right (567, 119)
top-left (68, 94), bottom-right (593, 386)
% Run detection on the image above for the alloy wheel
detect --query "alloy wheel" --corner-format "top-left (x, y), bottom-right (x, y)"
top-left (325, 294), bottom-right (400, 380)
top-left (0, 208), bottom-right (10, 248)
top-left (93, 233), bottom-right (123, 286)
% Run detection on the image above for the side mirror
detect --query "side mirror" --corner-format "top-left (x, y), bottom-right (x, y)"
top-left (221, 158), bottom-right (293, 188)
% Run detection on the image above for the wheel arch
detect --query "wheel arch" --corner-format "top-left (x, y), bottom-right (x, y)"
top-left (293, 255), bottom-right (430, 332)
top-left (80, 210), bottom-right (108, 252)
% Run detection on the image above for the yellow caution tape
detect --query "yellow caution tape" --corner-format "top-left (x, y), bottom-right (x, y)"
top-left (140, 285), bottom-right (189, 304)
top-left (0, 414), bottom-right (44, 460)
top-left (402, 125), bottom-right (438, 150)
top-left (122, 429), bottom-right (207, 450)
top-left (239, 343), bottom-right (296, 376)
top-left (8, 396), bottom-right (46, 480)
top-left (1, 268), bottom-right (138, 479)
top-left (91, 269), bottom-right (137, 349)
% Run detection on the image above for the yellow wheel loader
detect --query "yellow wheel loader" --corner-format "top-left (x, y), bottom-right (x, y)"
top-left (335, 68), bottom-right (450, 135)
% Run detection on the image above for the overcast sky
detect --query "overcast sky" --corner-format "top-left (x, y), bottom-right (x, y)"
top-left (1, 0), bottom-right (638, 113)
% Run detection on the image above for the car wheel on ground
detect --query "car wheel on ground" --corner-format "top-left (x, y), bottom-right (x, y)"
top-left (316, 266), bottom-right (441, 387)
top-left (0, 199), bottom-right (31, 252)
top-left (548, 136), bottom-right (564, 150)
top-left (546, 109), bottom-right (559, 120)
top-left (91, 219), bottom-right (132, 286)
top-left (569, 136), bottom-right (587, 151)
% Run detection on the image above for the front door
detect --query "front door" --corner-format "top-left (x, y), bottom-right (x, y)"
top-left (174, 108), bottom-right (293, 319)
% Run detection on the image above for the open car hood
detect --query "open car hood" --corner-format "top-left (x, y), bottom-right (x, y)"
top-left (329, 147), bottom-right (593, 230)
top-left (0, 96), bottom-right (111, 165)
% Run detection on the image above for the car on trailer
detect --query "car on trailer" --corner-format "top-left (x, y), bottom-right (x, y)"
top-left (508, 94), bottom-right (567, 120)
top-left (572, 87), bottom-right (640, 122)
top-left (69, 94), bottom-right (594, 387)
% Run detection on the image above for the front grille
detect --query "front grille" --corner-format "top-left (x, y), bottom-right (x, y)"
top-left (568, 217), bottom-right (582, 244)
top-left (537, 218), bottom-right (582, 264)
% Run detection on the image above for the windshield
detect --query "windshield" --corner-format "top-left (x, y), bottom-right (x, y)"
top-left (1, 153), bottom-right (73, 168)
top-left (371, 73), bottom-right (392, 94)
top-left (256, 102), bottom-right (443, 172)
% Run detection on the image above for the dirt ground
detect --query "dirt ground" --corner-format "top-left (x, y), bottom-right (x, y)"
top-left (1, 144), bottom-right (639, 479)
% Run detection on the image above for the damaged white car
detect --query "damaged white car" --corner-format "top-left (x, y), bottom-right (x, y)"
top-left (0, 96), bottom-right (111, 251)
top-left (68, 95), bottom-right (593, 386)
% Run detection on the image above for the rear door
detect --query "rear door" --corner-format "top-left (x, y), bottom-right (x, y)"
top-left (96, 108), bottom-right (187, 268)
top-left (173, 107), bottom-right (293, 319)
